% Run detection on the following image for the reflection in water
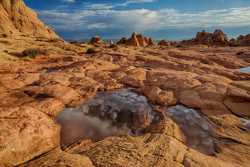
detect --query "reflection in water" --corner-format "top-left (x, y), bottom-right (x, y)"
top-left (168, 105), bottom-right (216, 155)
top-left (241, 118), bottom-right (250, 131)
top-left (56, 89), bottom-right (157, 146)
top-left (240, 66), bottom-right (250, 73)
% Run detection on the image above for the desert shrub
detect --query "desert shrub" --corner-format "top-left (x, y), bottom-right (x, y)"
top-left (109, 44), bottom-right (118, 49)
top-left (0, 33), bottom-right (8, 38)
top-left (48, 38), bottom-right (63, 43)
top-left (86, 48), bottom-right (98, 54)
top-left (200, 59), bottom-right (210, 64)
top-left (21, 48), bottom-right (47, 58)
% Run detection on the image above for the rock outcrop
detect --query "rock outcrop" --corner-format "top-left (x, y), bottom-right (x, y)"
top-left (158, 40), bottom-right (177, 46)
top-left (0, 106), bottom-right (60, 166)
top-left (117, 32), bottom-right (154, 47)
top-left (158, 40), bottom-right (171, 46)
top-left (235, 34), bottom-right (250, 46)
top-left (182, 29), bottom-right (229, 46)
top-left (0, 0), bottom-right (58, 38)
top-left (89, 36), bottom-right (103, 45)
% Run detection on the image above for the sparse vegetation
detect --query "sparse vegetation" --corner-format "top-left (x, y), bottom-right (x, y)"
top-left (21, 48), bottom-right (48, 58)
top-left (86, 47), bottom-right (98, 54)
top-left (0, 33), bottom-right (8, 38)
top-left (109, 44), bottom-right (118, 49)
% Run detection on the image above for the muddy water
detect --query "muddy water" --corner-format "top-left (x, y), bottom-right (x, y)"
top-left (168, 105), bottom-right (216, 155)
top-left (56, 89), bottom-right (157, 146)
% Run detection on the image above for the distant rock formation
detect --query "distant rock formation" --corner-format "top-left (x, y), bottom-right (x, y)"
top-left (158, 40), bottom-right (171, 46)
top-left (235, 34), bottom-right (250, 46)
top-left (182, 29), bottom-right (229, 46)
top-left (158, 40), bottom-right (177, 46)
top-left (117, 32), bottom-right (154, 47)
top-left (89, 36), bottom-right (103, 45)
top-left (0, 0), bottom-right (58, 38)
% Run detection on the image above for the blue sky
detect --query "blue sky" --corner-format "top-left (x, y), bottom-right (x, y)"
top-left (24, 0), bottom-right (250, 40)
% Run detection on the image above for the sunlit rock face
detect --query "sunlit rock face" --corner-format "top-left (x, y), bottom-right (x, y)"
top-left (168, 105), bottom-right (216, 155)
top-left (56, 89), bottom-right (157, 146)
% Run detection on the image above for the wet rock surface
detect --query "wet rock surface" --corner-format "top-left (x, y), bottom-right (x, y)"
top-left (168, 105), bottom-right (216, 155)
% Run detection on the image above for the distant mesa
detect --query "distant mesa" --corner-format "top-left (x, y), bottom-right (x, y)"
top-left (0, 0), bottom-right (58, 39)
top-left (117, 32), bottom-right (154, 47)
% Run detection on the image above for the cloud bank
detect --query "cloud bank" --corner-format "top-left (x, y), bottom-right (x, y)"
top-left (37, 2), bottom-right (250, 39)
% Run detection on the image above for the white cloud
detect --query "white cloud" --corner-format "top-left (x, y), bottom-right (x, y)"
top-left (62, 0), bottom-right (75, 3)
top-left (85, 4), bottom-right (114, 10)
top-left (121, 0), bottom-right (157, 6)
top-left (38, 6), bottom-right (250, 33)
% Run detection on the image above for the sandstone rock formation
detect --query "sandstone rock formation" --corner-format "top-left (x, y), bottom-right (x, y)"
top-left (117, 32), bottom-right (154, 47)
top-left (89, 36), bottom-right (103, 45)
top-left (182, 29), bottom-right (229, 46)
top-left (235, 34), bottom-right (250, 46)
top-left (158, 40), bottom-right (171, 46)
top-left (0, 0), bottom-right (58, 38)
top-left (158, 40), bottom-right (177, 46)
top-left (0, 106), bottom-right (60, 166)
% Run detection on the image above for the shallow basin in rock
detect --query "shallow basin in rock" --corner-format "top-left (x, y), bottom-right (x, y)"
top-left (167, 105), bottom-right (216, 155)
top-left (240, 66), bottom-right (250, 73)
top-left (241, 118), bottom-right (250, 131)
top-left (56, 89), bottom-right (158, 146)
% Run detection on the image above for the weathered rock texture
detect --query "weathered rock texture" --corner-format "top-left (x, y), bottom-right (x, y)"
top-left (0, 0), bottom-right (58, 38)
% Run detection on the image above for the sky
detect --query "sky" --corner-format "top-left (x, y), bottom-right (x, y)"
top-left (24, 0), bottom-right (250, 40)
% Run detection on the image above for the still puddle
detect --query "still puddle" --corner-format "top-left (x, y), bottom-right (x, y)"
top-left (240, 66), bottom-right (250, 73)
top-left (56, 90), bottom-right (217, 155)
top-left (241, 118), bottom-right (250, 131)
top-left (168, 105), bottom-right (216, 155)
top-left (56, 89), bottom-right (158, 146)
